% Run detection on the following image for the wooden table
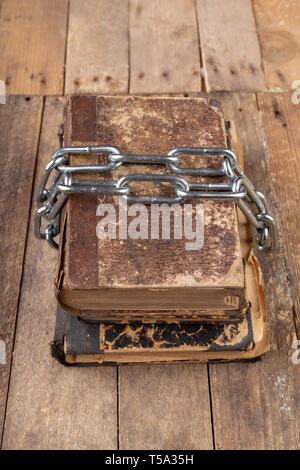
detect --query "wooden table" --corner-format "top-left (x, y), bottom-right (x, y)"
top-left (0, 0), bottom-right (299, 450)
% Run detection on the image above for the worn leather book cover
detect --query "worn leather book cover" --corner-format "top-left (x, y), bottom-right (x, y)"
top-left (56, 95), bottom-right (246, 320)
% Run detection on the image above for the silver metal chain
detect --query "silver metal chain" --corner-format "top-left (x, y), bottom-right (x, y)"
top-left (34, 134), bottom-right (276, 252)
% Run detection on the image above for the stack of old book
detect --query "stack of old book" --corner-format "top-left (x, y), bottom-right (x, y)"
top-left (52, 95), bottom-right (269, 365)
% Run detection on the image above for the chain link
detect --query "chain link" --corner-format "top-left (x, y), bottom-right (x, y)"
top-left (34, 133), bottom-right (276, 252)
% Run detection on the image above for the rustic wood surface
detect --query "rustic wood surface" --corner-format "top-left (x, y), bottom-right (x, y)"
top-left (0, 0), bottom-right (300, 450)
top-left (1, 98), bottom-right (118, 450)
top-left (65, 0), bottom-right (129, 94)
top-left (208, 92), bottom-right (299, 450)
top-left (119, 364), bottom-right (213, 449)
top-left (0, 0), bottom-right (68, 95)
top-left (253, 0), bottom-right (300, 90)
top-left (130, 0), bottom-right (201, 93)
top-left (0, 96), bottom-right (43, 443)
top-left (257, 92), bottom-right (300, 334)
top-left (195, 0), bottom-right (265, 92)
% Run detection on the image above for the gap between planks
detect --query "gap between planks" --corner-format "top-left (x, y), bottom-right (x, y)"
top-left (2, 97), bottom-right (118, 450)
top-left (0, 96), bottom-right (44, 446)
top-left (0, 0), bottom-right (69, 95)
top-left (207, 91), bottom-right (299, 450)
top-left (0, 96), bottom-right (46, 449)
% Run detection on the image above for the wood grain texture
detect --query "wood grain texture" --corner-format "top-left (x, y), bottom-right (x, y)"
top-left (119, 364), bottom-right (213, 449)
top-left (196, 0), bottom-right (265, 92)
top-left (257, 92), bottom-right (300, 332)
top-left (0, 96), bottom-right (43, 443)
top-left (208, 92), bottom-right (299, 450)
top-left (253, 0), bottom-right (300, 90)
top-left (0, 0), bottom-right (68, 95)
top-left (130, 0), bottom-right (201, 93)
top-left (65, 0), bottom-right (129, 94)
top-left (2, 98), bottom-right (117, 450)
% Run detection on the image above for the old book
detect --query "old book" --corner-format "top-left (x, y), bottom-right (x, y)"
top-left (52, 214), bottom-right (269, 364)
top-left (56, 95), bottom-right (246, 320)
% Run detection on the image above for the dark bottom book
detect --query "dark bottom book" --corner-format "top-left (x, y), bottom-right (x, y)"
top-left (52, 301), bottom-right (269, 366)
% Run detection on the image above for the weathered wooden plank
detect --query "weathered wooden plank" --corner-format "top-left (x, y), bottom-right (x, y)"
top-left (2, 97), bottom-right (118, 450)
top-left (208, 92), bottom-right (299, 450)
top-left (253, 0), bottom-right (300, 90)
top-left (119, 364), bottom-right (213, 449)
top-left (196, 0), bottom-right (265, 91)
top-left (65, 0), bottom-right (129, 94)
top-left (130, 0), bottom-right (201, 93)
top-left (257, 92), bottom-right (300, 332)
top-left (0, 96), bottom-right (43, 444)
top-left (0, 0), bottom-right (68, 95)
